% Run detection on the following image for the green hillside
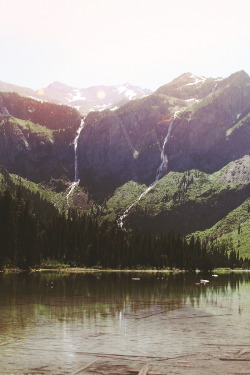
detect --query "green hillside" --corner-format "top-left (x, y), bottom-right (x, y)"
top-left (0, 116), bottom-right (54, 142)
top-left (0, 168), bottom-right (64, 219)
top-left (193, 198), bottom-right (250, 258)
top-left (101, 157), bottom-right (250, 257)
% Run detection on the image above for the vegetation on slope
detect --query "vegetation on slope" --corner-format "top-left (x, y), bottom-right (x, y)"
top-left (0, 117), bottom-right (54, 142)
top-left (0, 92), bottom-right (81, 131)
top-left (101, 158), bottom-right (250, 257)
top-left (0, 187), bottom-right (248, 271)
top-left (0, 167), bottom-right (63, 220)
top-left (193, 198), bottom-right (250, 258)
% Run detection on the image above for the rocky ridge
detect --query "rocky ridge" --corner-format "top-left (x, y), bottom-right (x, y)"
top-left (0, 80), bottom-right (152, 115)
top-left (78, 70), bottom-right (250, 199)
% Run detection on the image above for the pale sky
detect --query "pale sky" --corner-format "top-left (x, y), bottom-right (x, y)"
top-left (0, 0), bottom-right (249, 90)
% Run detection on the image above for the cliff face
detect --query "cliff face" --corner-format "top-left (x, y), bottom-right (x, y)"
top-left (0, 117), bottom-right (75, 182)
top-left (155, 72), bottom-right (221, 100)
top-left (77, 71), bottom-right (250, 199)
top-left (0, 71), bottom-right (249, 199)
top-left (78, 95), bottom-right (186, 198)
top-left (167, 73), bottom-right (250, 172)
top-left (0, 93), bottom-right (84, 182)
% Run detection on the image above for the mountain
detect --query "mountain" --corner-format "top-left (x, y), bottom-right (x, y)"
top-left (0, 92), bottom-right (81, 182)
top-left (98, 156), bottom-right (249, 256)
top-left (0, 80), bottom-right (35, 98)
top-left (36, 81), bottom-right (152, 114)
top-left (0, 70), bottom-right (249, 257)
top-left (102, 156), bottom-right (249, 230)
top-left (78, 70), bottom-right (250, 198)
top-left (0, 79), bottom-right (152, 115)
top-left (156, 72), bottom-right (223, 100)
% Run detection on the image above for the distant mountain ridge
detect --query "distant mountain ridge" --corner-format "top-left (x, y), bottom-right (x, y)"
top-left (0, 79), bottom-right (152, 115)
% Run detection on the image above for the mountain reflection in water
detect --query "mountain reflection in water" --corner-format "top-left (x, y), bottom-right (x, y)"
top-left (0, 271), bottom-right (250, 374)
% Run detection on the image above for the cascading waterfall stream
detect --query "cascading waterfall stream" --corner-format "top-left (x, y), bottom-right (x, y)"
top-left (66, 119), bottom-right (85, 204)
top-left (117, 112), bottom-right (179, 228)
top-left (155, 118), bottom-right (175, 181)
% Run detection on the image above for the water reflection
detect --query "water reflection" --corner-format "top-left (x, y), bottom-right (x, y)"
top-left (0, 271), bottom-right (250, 373)
top-left (1, 272), bottom-right (250, 331)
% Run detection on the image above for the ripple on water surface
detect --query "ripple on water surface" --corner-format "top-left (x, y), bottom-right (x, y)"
top-left (0, 271), bottom-right (250, 374)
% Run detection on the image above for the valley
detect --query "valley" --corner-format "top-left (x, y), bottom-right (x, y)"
top-left (0, 70), bottom-right (249, 263)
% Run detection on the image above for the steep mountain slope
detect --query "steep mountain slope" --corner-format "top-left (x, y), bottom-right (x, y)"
top-left (101, 156), bottom-right (250, 255)
top-left (77, 70), bottom-right (250, 199)
top-left (193, 197), bottom-right (250, 258)
top-left (0, 166), bottom-right (62, 220)
top-left (0, 92), bottom-right (81, 131)
top-left (0, 70), bottom-right (249, 257)
top-left (1, 71), bottom-right (248, 198)
top-left (167, 71), bottom-right (250, 172)
top-left (156, 72), bottom-right (222, 100)
top-left (0, 80), bottom-right (34, 97)
top-left (0, 165), bottom-right (92, 217)
top-left (0, 93), bottom-right (81, 182)
top-left (78, 94), bottom-right (190, 198)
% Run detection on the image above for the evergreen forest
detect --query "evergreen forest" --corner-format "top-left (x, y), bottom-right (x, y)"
top-left (0, 188), bottom-right (249, 271)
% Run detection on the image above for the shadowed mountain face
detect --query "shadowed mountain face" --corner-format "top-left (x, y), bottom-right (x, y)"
top-left (0, 71), bottom-right (249, 255)
top-left (0, 93), bottom-right (81, 182)
top-left (77, 71), bottom-right (250, 199)
top-left (0, 71), bottom-right (249, 199)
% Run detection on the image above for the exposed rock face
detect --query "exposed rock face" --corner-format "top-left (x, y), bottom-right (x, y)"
top-left (0, 94), bottom-right (82, 182)
top-left (156, 72), bottom-right (221, 100)
top-left (0, 98), bottom-right (11, 119)
top-left (167, 72), bottom-right (250, 172)
top-left (78, 95), bottom-right (183, 198)
top-left (214, 155), bottom-right (250, 185)
top-left (77, 71), bottom-right (250, 199)
top-left (0, 71), bottom-right (249, 199)
top-left (0, 117), bottom-right (74, 182)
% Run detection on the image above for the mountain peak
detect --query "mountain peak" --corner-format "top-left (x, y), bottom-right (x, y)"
top-left (227, 70), bottom-right (250, 84)
top-left (47, 81), bottom-right (74, 91)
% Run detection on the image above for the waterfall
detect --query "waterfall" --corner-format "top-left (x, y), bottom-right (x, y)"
top-left (117, 111), bottom-right (178, 228)
top-left (66, 119), bottom-right (85, 204)
top-left (116, 184), bottom-right (154, 228)
top-left (155, 117), bottom-right (175, 181)
top-left (73, 119), bottom-right (85, 182)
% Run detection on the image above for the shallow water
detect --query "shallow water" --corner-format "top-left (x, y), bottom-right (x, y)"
top-left (0, 271), bottom-right (250, 374)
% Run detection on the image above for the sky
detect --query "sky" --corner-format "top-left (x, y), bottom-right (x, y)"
top-left (0, 0), bottom-right (249, 90)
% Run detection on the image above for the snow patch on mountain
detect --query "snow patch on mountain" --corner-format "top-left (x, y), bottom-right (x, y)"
top-left (184, 98), bottom-right (201, 102)
top-left (66, 89), bottom-right (86, 102)
top-left (90, 103), bottom-right (113, 112)
top-left (117, 85), bottom-right (137, 100)
top-left (28, 96), bottom-right (46, 102)
top-left (186, 75), bottom-right (207, 86)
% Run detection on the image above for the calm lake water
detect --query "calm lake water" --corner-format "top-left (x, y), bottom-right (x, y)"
top-left (0, 271), bottom-right (250, 374)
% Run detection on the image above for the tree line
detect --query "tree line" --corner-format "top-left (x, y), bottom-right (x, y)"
top-left (0, 188), bottom-right (249, 270)
top-left (0, 92), bottom-right (81, 131)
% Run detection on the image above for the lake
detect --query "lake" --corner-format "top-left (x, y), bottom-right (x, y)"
top-left (0, 271), bottom-right (250, 374)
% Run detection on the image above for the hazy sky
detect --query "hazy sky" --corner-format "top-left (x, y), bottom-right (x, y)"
top-left (0, 0), bottom-right (249, 90)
